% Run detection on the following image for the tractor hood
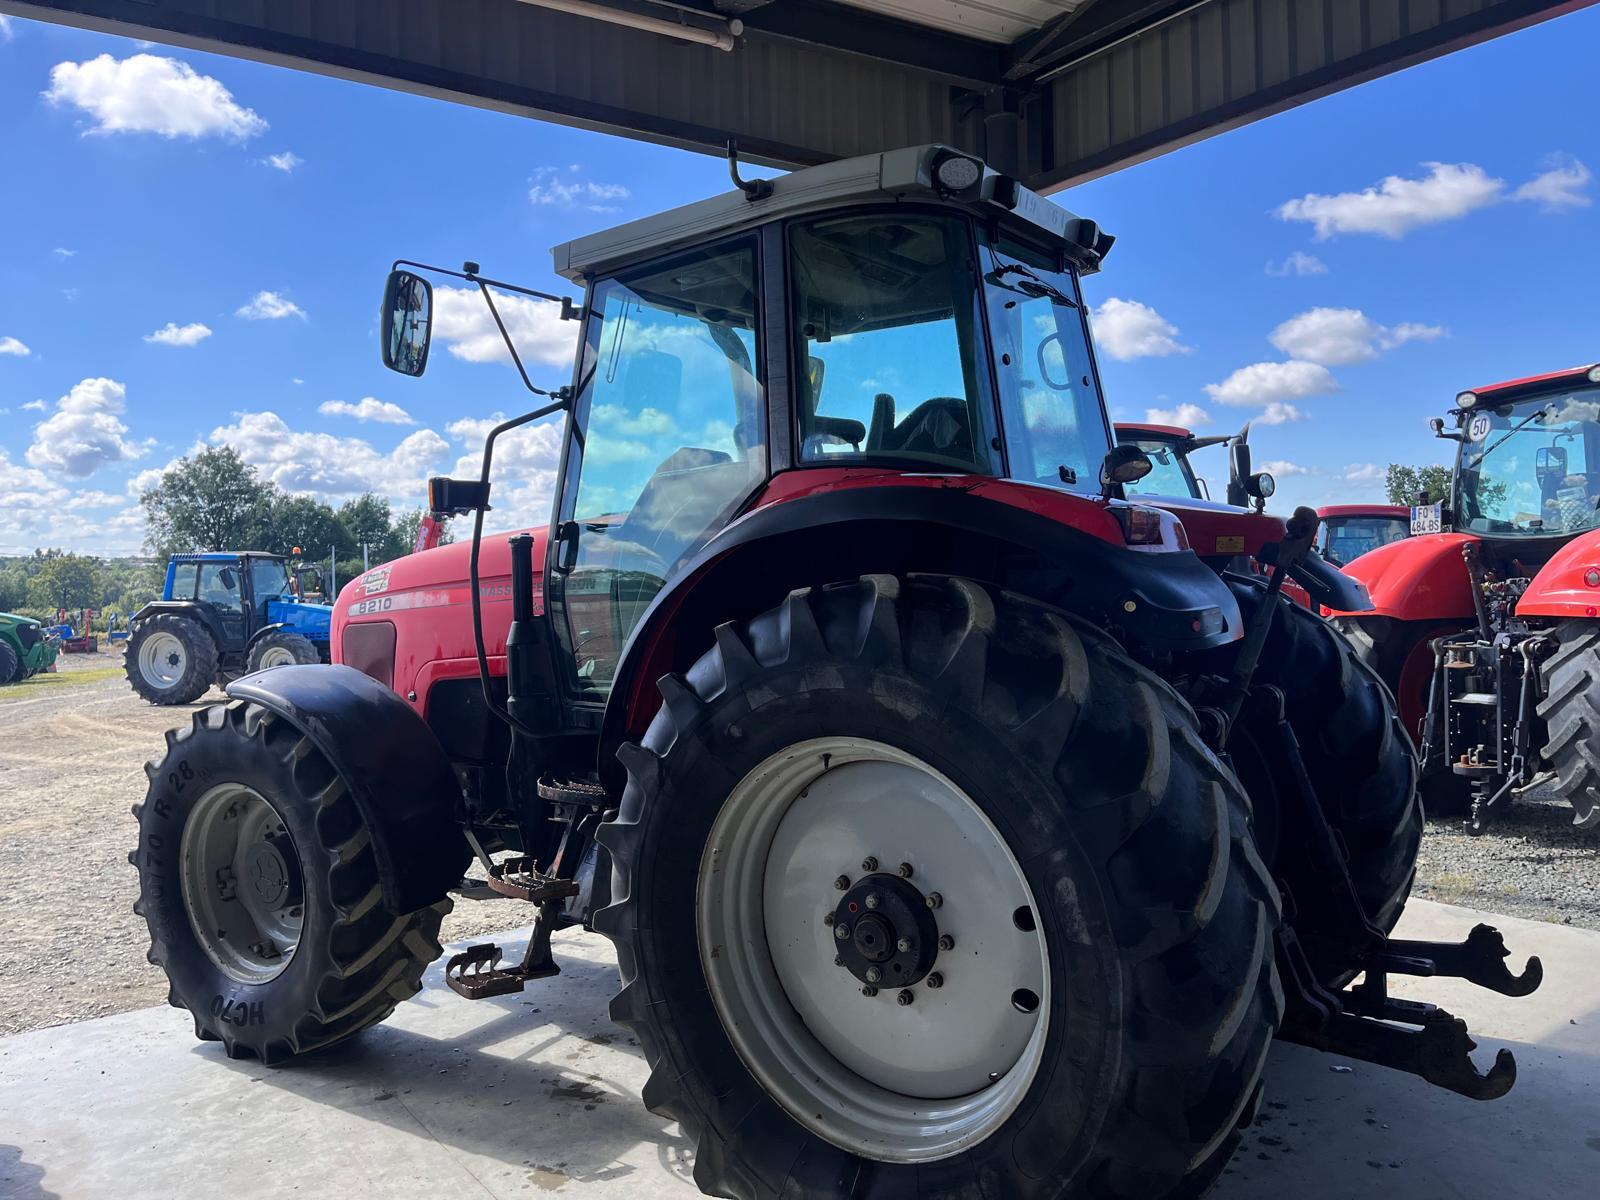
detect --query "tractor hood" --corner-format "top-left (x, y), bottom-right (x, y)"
top-left (1331, 532), bottom-right (1478, 621)
top-left (1133, 496), bottom-right (1286, 560)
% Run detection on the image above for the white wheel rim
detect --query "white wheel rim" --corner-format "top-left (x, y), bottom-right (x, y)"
top-left (257, 645), bottom-right (296, 669)
top-left (179, 784), bottom-right (303, 984)
top-left (138, 632), bottom-right (187, 688)
top-left (697, 737), bottom-right (1049, 1163)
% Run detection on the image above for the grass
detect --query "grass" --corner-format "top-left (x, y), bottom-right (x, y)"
top-left (0, 665), bottom-right (124, 701)
top-left (1423, 871), bottom-right (1478, 904)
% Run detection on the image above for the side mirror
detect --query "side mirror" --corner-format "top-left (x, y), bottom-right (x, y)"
top-left (1100, 444), bottom-right (1153, 497)
top-left (427, 476), bottom-right (492, 516)
top-left (1226, 438), bottom-right (1253, 507)
top-left (382, 269), bottom-right (434, 377)
top-left (1248, 471), bottom-right (1276, 500)
top-left (1536, 445), bottom-right (1568, 484)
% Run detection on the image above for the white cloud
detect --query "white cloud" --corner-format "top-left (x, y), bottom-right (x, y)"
top-left (0, 446), bottom-right (149, 555)
top-left (1091, 298), bottom-right (1190, 361)
top-left (43, 53), bottom-right (267, 140)
top-left (1342, 463), bottom-right (1384, 483)
top-left (1265, 251), bottom-right (1327, 277)
top-left (0, 15), bottom-right (13, 41)
top-left (318, 397), bottom-right (415, 425)
top-left (432, 285), bottom-right (577, 370)
top-left (236, 290), bottom-right (306, 320)
top-left (1145, 403), bottom-right (1210, 428)
top-left (1278, 162), bottom-right (1504, 239)
top-left (206, 411), bottom-right (449, 503)
top-left (592, 404), bottom-right (675, 436)
top-left (445, 413), bottom-right (564, 533)
top-left (1259, 459), bottom-right (1311, 477)
top-left (528, 166), bottom-right (630, 212)
top-left (1512, 153), bottom-right (1592, 212)
top-left (1257, 401), bottom-right (1306, 425)
top-left (25, 377), bottom-right (146, 479)
top-left (1269, 308), bottom-right (1445, 366)
top-left (21, 399), bottom-right (47, 412)
top-left (0, 336), bottom-right (30, 357)
top-left (53, 247), bottom-right (75, 258)
top-left (143, 321), bottom-right (212, 347)
top-left (1204, 361), bottom-right (1337, 409)
top-left (264, 151), bottom-right (303, 173)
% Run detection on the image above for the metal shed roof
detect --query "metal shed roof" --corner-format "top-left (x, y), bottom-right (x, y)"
top-left (832, 0), bottom-right (1092, 44)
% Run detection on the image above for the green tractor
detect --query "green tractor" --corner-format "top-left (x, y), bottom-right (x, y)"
top-left (0, 612), bottom-right (59, 685)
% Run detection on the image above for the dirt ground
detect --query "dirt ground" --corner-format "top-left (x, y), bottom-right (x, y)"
top-left (1, 647), bottom-right (1595, 1036)
top-left (0, 648), bottom-right (534, 1036)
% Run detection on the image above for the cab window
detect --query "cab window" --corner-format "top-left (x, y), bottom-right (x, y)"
top-left (250, 558), bottom-right (291, 600)
top-left (197, 563), bottom-right (243, 612)
top-left (170, 562), bottom-right (198, 601)
top-left (790, 213), bottom-right (997, 472)
top-left (980, 236), bottom-right (1109, 491)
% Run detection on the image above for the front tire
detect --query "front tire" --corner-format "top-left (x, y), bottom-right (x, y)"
top-left (126, 614), bottom-right (218, 705)
top-left (1536, 620), bottom-right (1600, 829)
top-left (131, 700), bottom-right (449, 1062)
top-left (597, 575), bottom-right (1282, 1200)
top-left (247, 630), bottom-right (320, 672)
top-left (0, 640), bottom-right (19, 686)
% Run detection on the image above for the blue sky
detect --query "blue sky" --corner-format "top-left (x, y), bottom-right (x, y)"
top-left (1, 6), bottom-right (1597, 554)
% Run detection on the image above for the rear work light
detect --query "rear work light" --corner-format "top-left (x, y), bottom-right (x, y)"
top-left (1584, 567), bottom-right (1600, 588)
top-left (1589, 365), bottom-right (1600, 384)
top-left (1457, 391), bottom-right (1479, 408)
top-left (1112, 505), bottom-right (1187, 551)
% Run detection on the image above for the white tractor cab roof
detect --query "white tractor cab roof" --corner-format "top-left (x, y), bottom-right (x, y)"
top-left (551, 145), bottom-right (1114, 284)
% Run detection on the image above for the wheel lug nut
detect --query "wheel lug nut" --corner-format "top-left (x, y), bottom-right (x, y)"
top-left (938, 934), bottom-right (955, 952)
top-left (864, 894), bottom-right (880, 910)
top-left (897, 862), bottom-right (914, 879)
top-left (926, 972), bottom-right (944, 989)
top-left (926, 892), bottom-right (943, 909)
top-left (823, 912), bottom-right (836, 927)
top-left (865, 967), bottom-right (882, 983)
top-left (862, 985), bottom-right (879, 998)
top-left (834, 875), bottom-right (850, 891)
top-left (834, 955), bottom-right (844, 967)
top-left (897, 990), bottom-right (914, 1006)
top-left (835, 924), bottom-right (850, 940)
top-left (861, 856), bottom-right (878, 872)
top-left (897, 937), bottom-right (913, 953)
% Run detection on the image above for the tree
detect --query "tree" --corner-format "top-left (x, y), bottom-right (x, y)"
top-left (1385, 463), bottom-right (1452, 506)
top-left (141, 447), bottom-right (275, 556)
top-left (259, 494), bottom-right (351, 562)
top-left (29, 551), bottom-right (101, 612)
top-left (338, 493), bottom-right (401, 561)
top-left (0, 565), bottom-right (30, 613)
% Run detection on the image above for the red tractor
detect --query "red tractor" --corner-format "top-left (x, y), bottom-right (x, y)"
top-left (1329, 364), bottom-right (1600, 832)
top-left (1317, 503), bottom-right (1412, 567)
top-left (130, 146), bottom-right (1539, 1200)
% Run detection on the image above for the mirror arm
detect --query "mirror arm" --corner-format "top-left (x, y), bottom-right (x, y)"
top-left (391, 258), bottom-right (586, 319)
top-left (474, 278), bottom-right (571, 400)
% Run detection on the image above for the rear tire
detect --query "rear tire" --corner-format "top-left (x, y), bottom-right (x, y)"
top-left (598, 575), bottom-right (1282, 1200)
top-left (126, 614), bottom-right (218, 705)
top-left (247, 630), bottom-right (320, 672)
top-left (131, 699), bottom-right (449, 1062)
top-left (1221, 580), bottom-right (1421, 985)
top-left (0, 640), bottom-right (19, 686)
top-left (1536, 620), bottom-right (1600, 830)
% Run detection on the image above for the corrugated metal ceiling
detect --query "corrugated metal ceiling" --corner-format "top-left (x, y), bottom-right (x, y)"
top-left (830, 0), bottom-right (1093, 45)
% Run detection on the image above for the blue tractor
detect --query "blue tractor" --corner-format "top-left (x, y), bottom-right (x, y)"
top-left (124, 552), bottom-right (332, 705)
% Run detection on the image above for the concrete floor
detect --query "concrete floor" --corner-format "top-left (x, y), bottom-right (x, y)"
top-left (1, 899), bottom-right (1594, 1200)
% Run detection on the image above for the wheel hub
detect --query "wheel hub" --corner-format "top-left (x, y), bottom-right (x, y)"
top-left (832, 873), bottom-right (938, 987)
top-left (246, 835), bottom-right (302, 910)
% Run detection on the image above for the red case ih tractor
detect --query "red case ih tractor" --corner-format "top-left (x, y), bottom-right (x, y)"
top-left (130, 146), bottom-right (1540, 1200)
top-left (1317, 503), bottom-right (1412, 567)
top-left (1328, 364), bottom-right (1600, 832)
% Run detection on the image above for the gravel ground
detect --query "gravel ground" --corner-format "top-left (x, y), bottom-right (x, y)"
top-left (0, 649), bottom-right (538, 1036)
top-left (1, 650), bottom-right (1595, 1036)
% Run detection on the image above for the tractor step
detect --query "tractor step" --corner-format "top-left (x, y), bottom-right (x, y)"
top-left (486, 856), bottom-right (582, 903)
top-left (444, 941), bottom-right (561, 999)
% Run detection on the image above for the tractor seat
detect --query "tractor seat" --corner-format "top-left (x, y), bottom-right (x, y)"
top-left (877, 396), bottom-right (973, 460)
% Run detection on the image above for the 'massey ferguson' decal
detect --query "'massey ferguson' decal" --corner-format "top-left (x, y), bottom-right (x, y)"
top-left (346, 580), bottom-right (539, 619)
top-left (362, 565), bottom-right (394, 595)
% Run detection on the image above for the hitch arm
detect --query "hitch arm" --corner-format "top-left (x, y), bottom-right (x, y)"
top-left (1376, 924), bottom-right (1543, 997)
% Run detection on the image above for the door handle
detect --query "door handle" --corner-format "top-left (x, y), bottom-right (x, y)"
top-left (555, 521), bottom-right (581, 574)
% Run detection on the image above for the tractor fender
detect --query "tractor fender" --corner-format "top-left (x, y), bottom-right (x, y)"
top-left (1518, 529), bottom-right (1600, 618)
top-left (595, 482), bottom-right (1243, 789)
top-left (130, 601), bottom-right (228, 650)
top-left (225, 664), bottom-right (471, 914)
top-left (1326, 532), bottom-right (1478, 621)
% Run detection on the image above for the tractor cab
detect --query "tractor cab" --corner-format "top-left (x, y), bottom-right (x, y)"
top-left (1114, 421), bottom-right (1277, 510)
top-left (1329, 363), bottom-right (1600, 829)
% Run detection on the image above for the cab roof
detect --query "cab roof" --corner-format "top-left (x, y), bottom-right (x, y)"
top-left (1468, 363), bottom-right (1600, 404)
top-left (1318, 504), bottom-right (1410, 519)
top-left (552, 144), bottom-right (1110, 283)
top-left (169, 552), bottom-right (284, 562)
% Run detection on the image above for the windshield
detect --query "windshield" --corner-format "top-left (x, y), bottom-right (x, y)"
top-left (980, 236), bottom-right (1110, 491)
top-left (250, 557), bottom-right (291, 600)
top-left (1456, 388), bottom-right (1600, 536)
top-left (1120, 437), bottom-right (1199, 500)
top-left (1322, 516), bottom-right (1409, 565)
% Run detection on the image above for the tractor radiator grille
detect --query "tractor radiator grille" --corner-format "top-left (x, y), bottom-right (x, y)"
top-left (342, 620), bottom-right (396, 691)
top-left (16, 624), bottom-right (40, 650)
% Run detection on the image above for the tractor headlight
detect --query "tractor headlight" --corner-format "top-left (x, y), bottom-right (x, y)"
top-left (1457, 391), bottom-right (1479, 408)
top-left (932, 152), bottom-right (983, 197)
top-left (1588, 365), bottom-right (1600, 384)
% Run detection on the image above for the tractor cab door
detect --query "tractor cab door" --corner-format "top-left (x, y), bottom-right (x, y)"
top-left (547, 236), bottom-right (766, 705)
top-left (245, 557), bottom-right (294, 632)
top-left (196, 560), bottom-right (247, 647)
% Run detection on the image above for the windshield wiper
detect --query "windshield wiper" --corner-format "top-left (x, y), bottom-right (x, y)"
top-left (988, 262), bottom-right (1077, 308)
top-left (1468, 406), bottom-right (1550, 470)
